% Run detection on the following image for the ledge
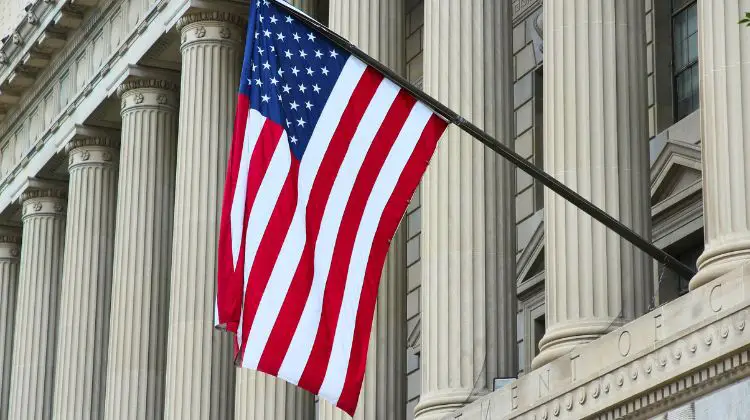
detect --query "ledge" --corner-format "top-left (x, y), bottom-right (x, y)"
top-left (448, 262), bottom-right (750, 419)
top-left (0, 0), bottom-right (100, 121)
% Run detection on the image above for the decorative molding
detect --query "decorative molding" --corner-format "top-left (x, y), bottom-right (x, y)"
top-left (512, 0), bottom-right (541, 25)
top-left (119, 81), bottom-right (179, 111)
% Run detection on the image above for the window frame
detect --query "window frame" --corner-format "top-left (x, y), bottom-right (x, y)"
top-left (670, 0), bottom-right (699, 121)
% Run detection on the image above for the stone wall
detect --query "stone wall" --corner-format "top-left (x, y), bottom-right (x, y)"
top-left (0, 0), bottom-right (25, 38)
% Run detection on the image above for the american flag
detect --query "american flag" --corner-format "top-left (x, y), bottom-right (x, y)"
top-left (216, 0), bottom-right (447, 414)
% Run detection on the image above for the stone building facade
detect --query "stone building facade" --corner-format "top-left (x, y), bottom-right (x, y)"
top-left (0, 0), bottom-right (748, 419)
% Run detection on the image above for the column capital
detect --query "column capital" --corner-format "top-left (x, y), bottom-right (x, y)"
top-left (66, 136), bottom-right (120, 168)
top-left (118, 80), bottom-right (180, 112)
top-left (177, 11), bottom-right (245, 46)
top-left (20, 180), bottom-right (67, 219)
top-left (0, 226), bottom-right (21, 260)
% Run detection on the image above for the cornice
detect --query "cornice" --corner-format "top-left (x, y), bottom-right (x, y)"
top-left (65, 136), bottom-right (119, 151)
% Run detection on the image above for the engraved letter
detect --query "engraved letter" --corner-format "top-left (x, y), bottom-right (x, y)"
top-left (654, 313), bottom-right (663, 341)
top-left (538, 368), bottom-right (550, 397)
top-left (618, 330), bottom-right (631, 357)
top-left (570, 352), bottom-right (580, 382)
top-left (710, 283), bottom-right (723, 312)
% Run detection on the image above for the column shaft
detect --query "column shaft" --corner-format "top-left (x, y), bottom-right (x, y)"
top-left (0, 228), bottom-right (20, 420)
top-left (7, 187), bottom-right (67, 420)
top-left (416, 1), bottom-right (516, 419)
top-left (164, 13), bottom-right (243, 420)
top-left (692, 0), bottom-right (750, 289)
top-left (532, 0), bottom-right (651, 369)
top-left (317, 1), bottom-right (408, 419)
top-left (235, 370), bottom-right (315, 420)
top-left (52, 137), bottom-right (118, 419)
top-left (104, 81), bottom-right (178, 419)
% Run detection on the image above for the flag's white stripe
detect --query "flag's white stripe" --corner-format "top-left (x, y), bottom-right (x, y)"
top-left (319, 103), bottom-right (434, 404)
top-left (239, 56), bottom-right (367, 369)
top-left (237, 129), bottom-right (290, 342)
top-left (246, 76), bottom-right (400, 372)
top-left (231, 109), bottom-right (267, 267)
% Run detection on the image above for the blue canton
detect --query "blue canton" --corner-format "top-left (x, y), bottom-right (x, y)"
top-left (241, 0), bottom-right (351, 160)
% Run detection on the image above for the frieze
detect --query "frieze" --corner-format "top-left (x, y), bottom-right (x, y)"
top-left (451, 263), bottom-right (750, 419)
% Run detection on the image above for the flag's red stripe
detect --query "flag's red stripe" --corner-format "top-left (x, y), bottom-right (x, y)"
top-left (295, 91), bottom-right (417, 394)
top-left (253, 67), bottom-right (385, 377)
top-left (336, 116), bottom-right (447, 414)
top-left (236, 120), bottom-right (292, 357)
top-left (217, 93), bottom-right (250, 333)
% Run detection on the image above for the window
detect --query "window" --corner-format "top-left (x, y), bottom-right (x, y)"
top-left (672, 0), bottom-right (699, 121)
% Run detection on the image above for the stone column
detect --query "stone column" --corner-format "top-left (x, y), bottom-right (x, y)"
top-left (235, 371), bottom-right (315, 420)
top-left (52, 135), bottom-right (118, 419)
top-left (7, 184), bottom-right (67, 420)
top-left (103, 80), bottom-right (178, 420)
top-left (164, 12), bottom-right (242, 420)
top-left (315, 1), bottom-right (408, 419)
top-left (0, 227), bottom-right (20, 419)
top-left (532, 0), bottom-right (651, 369)
top-left (691, 0), bottom-right (750, 290)
top-left (415, 1), bottom-right (516, 419)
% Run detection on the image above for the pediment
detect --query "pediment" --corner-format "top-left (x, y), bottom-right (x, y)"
top-left (651, 140), bottom-right (702, 205)
top-left (517, 219), bottom-right (544, 284)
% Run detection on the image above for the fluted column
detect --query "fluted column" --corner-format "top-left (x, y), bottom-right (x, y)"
top-left (532, 0), bottom-right (651, 369)
top-left (235, 371), bottom-right (315, 420)
top-left (315, 1), bottom-right (408, 419)
top-left (691, 0), bottom-right (750, 289)
top-left (0, 227), bottom-right (20, 420)
top-left (415, 1), bottom-right (516, 419)
top-left (104, 80), bottom-right (178, 420)
top-left (7, 185), bottom-right (67, 420)
top-left (52, 136), bottom-right (119, 419)
top-left (164, 13), bottom-right (243, 420)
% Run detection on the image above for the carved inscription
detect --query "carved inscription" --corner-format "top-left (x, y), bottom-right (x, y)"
top-left (511, 384), bottom-right (519, 409)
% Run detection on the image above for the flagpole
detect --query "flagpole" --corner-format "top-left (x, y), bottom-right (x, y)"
top-left (271, 0), bottom-right (696, 280)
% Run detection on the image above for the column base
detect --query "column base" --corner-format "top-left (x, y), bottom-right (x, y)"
top-left (413, 388), bottom-right (487, 420)
top-left (531, 319), bottom-right (627, 370)
top-left (691, 241), bottom-right (750, 291)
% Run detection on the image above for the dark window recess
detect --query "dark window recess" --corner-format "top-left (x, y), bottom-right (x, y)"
top-left (533, 315), bottom-right (545, 357)
top-left (672, 0), bottom-right (699, 121)
top-left (658, 229), bottom-right (703, 305)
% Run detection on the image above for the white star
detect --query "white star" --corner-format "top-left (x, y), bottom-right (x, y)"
top-left (299, 49), bottom-right (308, 59)
top-left (306, 67), bottom-right (315, 76)
top-left (263, 29), bottom-right (271, 37)
top-left (247, 78), bottom-right (252, 86)
top-left (290, 101), bottom-right (299, 110)
top-left (256, 0), bottom-right (260, 6)
top-left (297, 117), bottom-right (306, 127)
top-left (286, 119), bottom-right (291, 127)
top-left (257, 46), bottom-right (265, 55)
top-left (270, 45), bottom-right (276, 52)
top-left (284, 50), bottom-right (293, 59)
top-left (254, 31), bottom-right (259, 39)
top-left (321, 66), bottom-right (329, 76)
top-left (261, 94), bottom-right (270, 103)
top-left (259, 14), bottom-right (264, 22)
top-left (330, 50), bottom-right (339, 59)
top-left (255, 78), bottom-right (263, 86)
top-left (305, 101), bottom-right (313, 110)
top-left (262, 61), bottom-right (271, 70)
top-left (278, 68), bottom-right (285, 77)
top-left (282, 84), bottom-right (291, 93)
top-left (298, 83), bottom-right (307, 93)
top-left (293, 32), bottom-right (301, 42)
top-left (285, 15), bottom-right (293, 23)
top-left (262, 0), bottom-right (269, 5)
top-left (314, 49), bottom-right (323, 59)
top-left (290, 136), bottom-right (298, 144)
top-left (277, 32), bottom-right (286, 41)
top-left (278, 94), bottom-right (283, 101)
top-left (313, 84), bottom-right (321, 93)
top-left (270, 76), bottom-right (279, 85)
top-left (251, 63), bottom-right (258, 72)
top-left (307, 33), bottom-right (316, 42)
top-left (270, 15), bottom-right (278, 24)
top-left (291, 66), bottom-right (300, 76)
